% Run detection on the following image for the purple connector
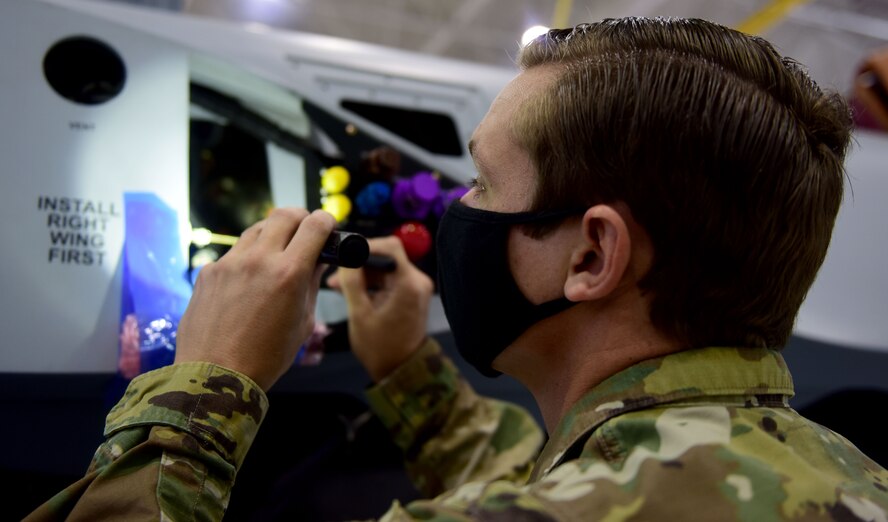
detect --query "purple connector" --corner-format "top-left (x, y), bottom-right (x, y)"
top-left (392, 171), bottom-right (440, 220)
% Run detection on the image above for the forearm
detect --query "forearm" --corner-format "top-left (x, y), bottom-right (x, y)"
top-left (366, 339), bottom-right (544, 497)
top-left (26, 362), bottom-right (268, 521)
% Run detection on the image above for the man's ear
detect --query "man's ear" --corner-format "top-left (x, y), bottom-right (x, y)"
top-left (563, 204), bottom-right (631, 302)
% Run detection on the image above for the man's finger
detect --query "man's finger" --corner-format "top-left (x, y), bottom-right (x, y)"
top-left (258, 208), bottom-right (310, 251)
top-left (326, 272), bottom-right (341, 290)
top-left (366, 236), bottom-right (411, 270)
top-left (337, 267), bottom-right (372, 314)
top-left (228, 219), bottom-right (264, 255)
top-left (285, 210), bottom-right (337, 268)
top-left (306, 265), bottom-right (327, 316)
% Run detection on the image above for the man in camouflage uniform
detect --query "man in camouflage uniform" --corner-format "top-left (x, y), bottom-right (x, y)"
top-left (28, 18), bottom-right (888, 521)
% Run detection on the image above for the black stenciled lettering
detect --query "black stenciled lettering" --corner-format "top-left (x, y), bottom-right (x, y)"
top-left (45, 214), bottom-right (109, 231)
top-left (78, 234), bottom-right (103, 248)
top-left (50, 231), bottom-right (69, 246)
top-left (69, 122), bottom-right (95, 131)
top-left (49, 232), bottom-right (105, 248)
top-left (40, 196), bottom-right (120, 217)
top-left (38, 196), bottom-right (58, 211)
top-left (42, 195), bottom-right (115, 268)
top-left (48, 247), bottom-right (106, 266)
top-left (80, 217), bottom-right (97, 230)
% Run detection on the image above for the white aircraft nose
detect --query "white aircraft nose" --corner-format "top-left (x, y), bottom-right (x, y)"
top-left (795, 129), bottom-right (888, 353)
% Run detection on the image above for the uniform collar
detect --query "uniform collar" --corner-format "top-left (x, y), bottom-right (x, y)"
top-left (530, 346), bottom-right (795, 481)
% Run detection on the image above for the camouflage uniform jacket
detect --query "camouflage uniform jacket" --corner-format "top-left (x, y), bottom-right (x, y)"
top-left (27, 340), bottom-right (888, 521)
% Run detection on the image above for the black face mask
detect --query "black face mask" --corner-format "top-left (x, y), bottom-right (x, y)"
top-left (436, 201), bottom-right (580, 377)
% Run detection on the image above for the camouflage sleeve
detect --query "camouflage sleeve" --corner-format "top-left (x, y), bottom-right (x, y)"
top-left (24, 362), bottom-right (268, 522)
top-left (365, 338), bottom-right (545, 498)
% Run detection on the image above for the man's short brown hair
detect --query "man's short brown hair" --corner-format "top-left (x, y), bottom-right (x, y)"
top-left (515, 18), bottom-right (853, 348)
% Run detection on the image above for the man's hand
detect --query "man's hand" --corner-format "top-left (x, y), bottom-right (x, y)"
top-left (328, 237), bottom-right (434, 382)
top-left (175, 208), bottom-right (337, 390)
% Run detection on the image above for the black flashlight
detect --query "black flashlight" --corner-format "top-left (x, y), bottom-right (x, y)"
top-left (319, 231), bottom-right (370, 268)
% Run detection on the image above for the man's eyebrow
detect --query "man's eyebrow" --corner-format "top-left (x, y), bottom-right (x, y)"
top-left (467, 139), bottom-right (476, 159)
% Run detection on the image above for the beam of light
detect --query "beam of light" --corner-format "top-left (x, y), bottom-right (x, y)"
top-left (191, 227), bottom-right (239, 247)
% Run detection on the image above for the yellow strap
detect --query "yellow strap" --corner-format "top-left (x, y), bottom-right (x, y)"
top-left (736, 0), bottom-right (811, 35)
top-left (552, 0), bottom-right (575, 28)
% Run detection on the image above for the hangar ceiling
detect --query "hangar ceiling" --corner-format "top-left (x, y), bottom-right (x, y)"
top-left (101, 0), bottom-right (888, 100)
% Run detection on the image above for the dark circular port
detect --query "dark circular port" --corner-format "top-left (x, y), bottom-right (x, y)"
top-left (43, 36), bottom-right (126, 105)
